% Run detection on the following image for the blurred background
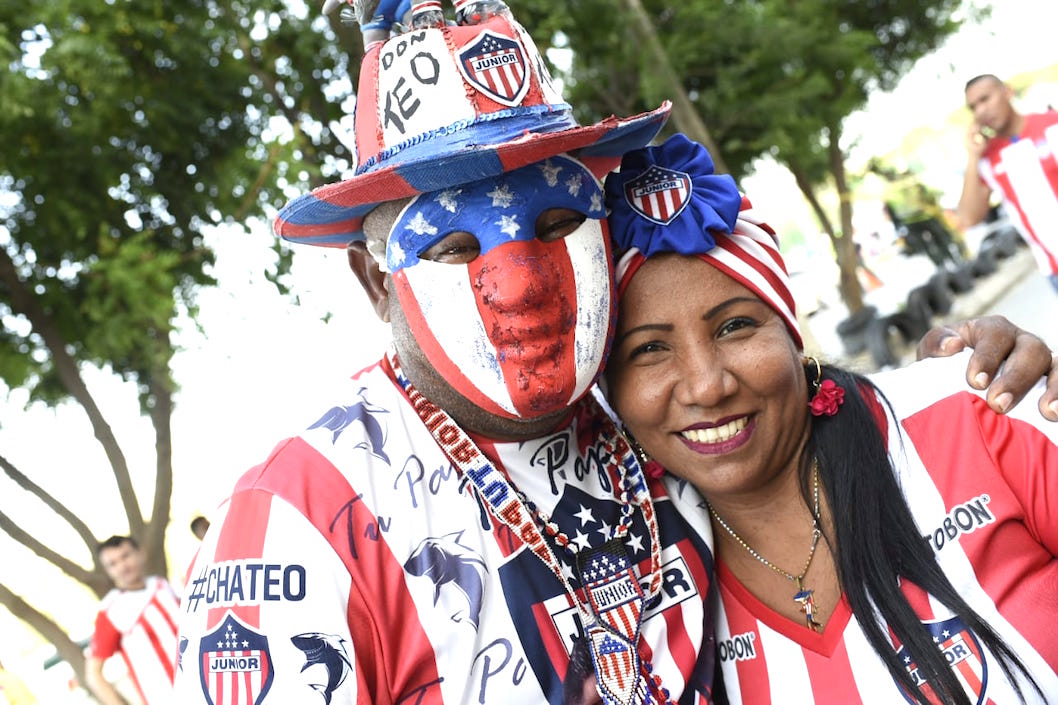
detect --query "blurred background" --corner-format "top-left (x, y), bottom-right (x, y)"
top-left (1, 1), bottom-right (1056, 701)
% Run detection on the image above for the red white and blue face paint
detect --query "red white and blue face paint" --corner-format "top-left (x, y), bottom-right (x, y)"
top-left (387, 155), bottom-right (614, 420)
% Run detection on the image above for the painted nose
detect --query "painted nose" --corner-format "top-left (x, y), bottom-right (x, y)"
top-left (470, 237), bottom-right (569, 313)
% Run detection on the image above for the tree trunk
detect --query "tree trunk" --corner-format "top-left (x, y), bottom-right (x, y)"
top-left (788, 155), bottom-right (864, 315)
top-left (826, 123), bottom-right (865, 313)
top-left (146, 369), bottom-right (175, 578)
top-left (621, 0), bottom-right (730, 173)
top-left (0, 584), bottom-right (88, 688)
top-left (789, 163), bottom-right (838, 241)
top-left (0, 248), bottom-right (145, 539)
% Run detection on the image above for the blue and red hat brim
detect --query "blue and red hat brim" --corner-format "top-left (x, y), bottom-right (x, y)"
top-left (274, 101), bottom-right (671, 247)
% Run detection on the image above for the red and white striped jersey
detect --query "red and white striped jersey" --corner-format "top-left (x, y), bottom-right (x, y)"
top-left (90, 576), bottom-right (180, 705)
top-left (683, 353), bottom-right (1058, 704)
top-left (173, 358), bottom-right (718, 704)
top-left (977, 111), bottom-right (1058, 276)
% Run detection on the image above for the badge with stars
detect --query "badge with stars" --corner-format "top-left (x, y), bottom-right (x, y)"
top-left (457, 30), bottom-right (529, 106)
top-left (893, 615), bottom-right (987, 705)
top-left (623, 164), bottom-right (692, 225)
top-left (576, 537), bottom-right (646, 705)
top-left (199, 611), bottom-right (274, 705)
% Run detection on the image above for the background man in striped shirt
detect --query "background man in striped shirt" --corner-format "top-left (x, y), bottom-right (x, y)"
top-left (86, 536), bottom-right (179, 705)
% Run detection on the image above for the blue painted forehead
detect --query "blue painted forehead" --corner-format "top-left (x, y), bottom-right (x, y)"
top-left (387, 154), bottom-right (605, 271)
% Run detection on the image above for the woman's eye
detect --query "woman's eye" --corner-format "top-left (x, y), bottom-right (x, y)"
top-left (627, 340), bottom-right (665, 359)
top-left (419, 231), bottom-right (481, 264)
top-left (536, 208), bottom-right (586, 242)
top-left (717, 317), bottom-right (755, 338)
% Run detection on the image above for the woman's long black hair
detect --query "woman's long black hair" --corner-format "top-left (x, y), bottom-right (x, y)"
top-left (802, 363), bottom-right (1040, 705)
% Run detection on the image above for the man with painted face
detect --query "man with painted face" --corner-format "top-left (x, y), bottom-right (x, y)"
top-left (174, 4), bottom-right (1058, 705)
top-left (176, 8), bottom-right (713, 704)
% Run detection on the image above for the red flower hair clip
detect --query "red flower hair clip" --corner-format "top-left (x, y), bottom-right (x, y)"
top-left (809, 379), bottom-right (845, 416)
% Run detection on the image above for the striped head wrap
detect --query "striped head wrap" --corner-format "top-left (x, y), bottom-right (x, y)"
top-left (605, 133), bottom-right (803, 349)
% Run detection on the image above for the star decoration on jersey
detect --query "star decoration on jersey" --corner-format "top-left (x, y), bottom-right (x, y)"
top-left (543, 484), bottom-right (653, 586)
top-left (217, 623), bottom-right (251, 649)
top-left (574, 504), bottom-right (596, 526)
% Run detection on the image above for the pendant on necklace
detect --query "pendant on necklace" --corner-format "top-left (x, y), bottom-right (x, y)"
top-left (793, 577), bottom-right (822, 632)
top-left (576, 537), bottom-right (646, 705)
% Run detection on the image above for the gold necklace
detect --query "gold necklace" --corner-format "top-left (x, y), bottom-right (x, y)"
top-left (706, 461), bottom-right (824, 631)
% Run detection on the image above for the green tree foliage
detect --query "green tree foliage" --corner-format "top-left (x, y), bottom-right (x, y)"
top-left (521, 0), bottom-right (979, 313)
top-left (0, 0), bottom-right (360, 683)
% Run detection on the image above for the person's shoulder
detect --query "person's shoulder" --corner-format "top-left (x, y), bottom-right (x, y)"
top-left (1025, 110), bottom-right (1058, 133)
top-left (96, 585), bottom-right (126, 611)
top-left (231, 357), bottom-right (410, 492)
top-left (867, 351), bottom-right (981, 418)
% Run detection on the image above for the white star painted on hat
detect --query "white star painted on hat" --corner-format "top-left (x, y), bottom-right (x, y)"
top-left (488, 183), bottom-right (515, 208)
top-left (435, 188), bottom-right (462, 213)
top-left (497, 214), bottom-right (520, 238)
top-left (480, 35), bottom-right (505, 52)
top-left (405, 211), bottom-right (438, 236)
top-left (626, 531), bottom-right (645, 556)
top-left (565, 173), bottom-right (583, 197)
top-left (390, 240), bottom-right (408, 267)
top-left (572, 529), bottom-right (593, 550)
top-left (590, 192), bottom-right (603, 213)
top-left (574, 504), bottom-right (596, 526)
top-left (596, 519), bottom-right (612, 539)
top-left (561, 561), bottom-right (576, 584)
top-left (539, 159), bottom-right (562, 186)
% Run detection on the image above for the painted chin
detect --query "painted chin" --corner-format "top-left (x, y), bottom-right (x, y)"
top-left (678, 416), bottom-right (755, 455)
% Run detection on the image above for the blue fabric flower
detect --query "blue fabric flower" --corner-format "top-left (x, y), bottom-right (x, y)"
top-left (604, 133), bottom-right (742, 257)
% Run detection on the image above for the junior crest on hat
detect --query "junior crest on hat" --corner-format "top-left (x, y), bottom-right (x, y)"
top-left (274, 4), bottom-right (671, 247)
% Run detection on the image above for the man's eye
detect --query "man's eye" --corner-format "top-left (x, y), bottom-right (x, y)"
top-left (419, 232), bottom-right (481, 264)
top-left (536, 208), bottom-right (586, 242)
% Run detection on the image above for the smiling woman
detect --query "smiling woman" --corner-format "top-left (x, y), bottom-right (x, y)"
top-left (603, 134), bottom-right (1058, 705)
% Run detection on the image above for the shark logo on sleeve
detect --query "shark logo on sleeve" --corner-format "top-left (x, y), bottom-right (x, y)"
top-left (404, 531), bottom-right (487, 629)
top-left (308, 388), bottom-right (391, 464)
top-left (291, 633), bottom-right (353, 704)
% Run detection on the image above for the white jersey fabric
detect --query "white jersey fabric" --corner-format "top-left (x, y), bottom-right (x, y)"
top-left (977, 111), bottom-right (1058, 276)
top-left (90, 575), bottom-right (180, 705)
top-left (667, 353), bottom-right (1058, 704)
top-left (174, 358), bottom-right (718, 704)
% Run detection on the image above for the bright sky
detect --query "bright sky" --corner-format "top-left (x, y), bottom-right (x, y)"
top-left (1, 0), bottom-right (1057, 697)
top-left (742, 0), bottom-right (1058, 240)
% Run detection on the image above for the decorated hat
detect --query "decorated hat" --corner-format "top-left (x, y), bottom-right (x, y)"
top-left (607, 133), bottom-right (803, 349)
top-left (274, 4), bottom-right (671, 247)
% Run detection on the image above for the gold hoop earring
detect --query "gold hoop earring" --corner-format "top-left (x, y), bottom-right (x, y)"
top-left (804, 355), bottom-right (823, 396)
